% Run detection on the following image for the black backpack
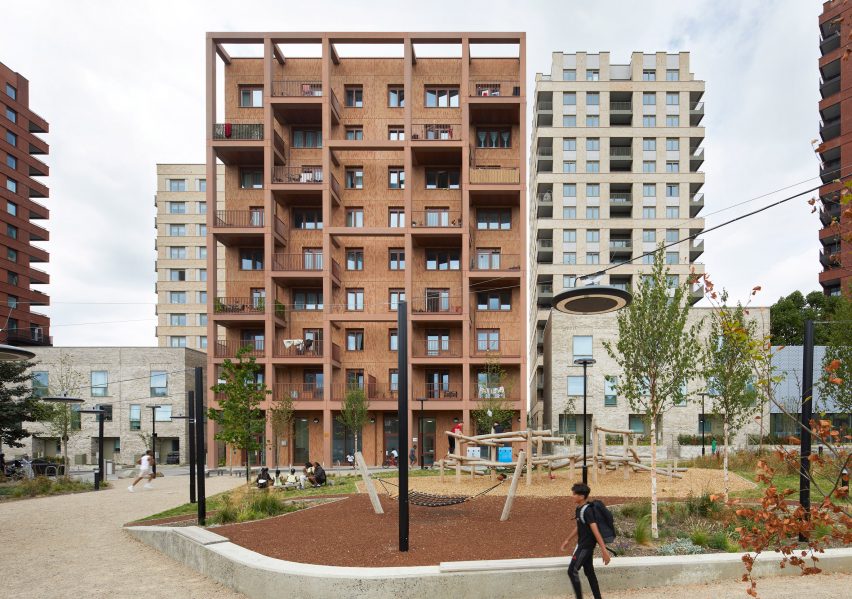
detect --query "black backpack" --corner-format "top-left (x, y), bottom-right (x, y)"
top-left (580, 500), bottom-right (616, 545)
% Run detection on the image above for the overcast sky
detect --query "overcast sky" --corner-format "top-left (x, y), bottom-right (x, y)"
top-left (1, 0), bottom-right (823, 346)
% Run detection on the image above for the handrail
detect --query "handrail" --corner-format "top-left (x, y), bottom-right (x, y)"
top-left (272, 165), bottom-right (323, 184)
top-left (271, 80), bottom-right (322, 97)
top-left (212, 122), bottom-right (264, 140)
top-left (214, 210), bottom-right (264, 227)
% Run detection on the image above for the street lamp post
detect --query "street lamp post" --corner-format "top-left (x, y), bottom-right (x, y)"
top-left (419, 397), bottom-right (425, 470)
top-left (698, 392), bottom-right (709, 456)
top-left (80, 408), bottom-right (106, 490)
top-left (574, 358), bottom-right (596, 484)
top-left (148, 405), bottom-right (161, 476)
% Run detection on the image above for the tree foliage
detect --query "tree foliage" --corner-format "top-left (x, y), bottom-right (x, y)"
top-left (208, 347), bottom-right (269, 482)
top-left (769, 290), bottom-right (839, 346)
top-left (817, 290), bottom-right (852, 415)
top-left (471, 354), bottom-right (515, 434)
top-left (337, 386), bottom-right (369, 450)
top-left (0, 360), bottom-right (46, 448)
top-left (603, 247), bottom-right (703, 539)
top-left (39, 354), bottom-right (87, 476)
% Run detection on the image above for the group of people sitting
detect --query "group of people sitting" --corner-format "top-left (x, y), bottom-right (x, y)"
top-left (255, 462), bottom-right (327, 490)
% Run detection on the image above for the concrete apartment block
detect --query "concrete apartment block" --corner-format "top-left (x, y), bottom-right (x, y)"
top-left (155, 164), bottom-right (224, 351)
top-left (205, 32), bottom-right (526, 468)
top-left (532, 307), bottom-right (769, 454)
top-left (19, 347), bottom-right (206, 466)
top-left (529, 52), bottom-right (707, 421)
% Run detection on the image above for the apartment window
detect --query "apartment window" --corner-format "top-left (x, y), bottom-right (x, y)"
top-left (666, 206), bottom-right (680, 218)
top-left (666, 252), bottom-right (679, 265)
top-left (642, 92), bottom-right (656, 106)
top-left (586, 138), bottom-right (600, 151)
top-left (169, 314), bottom-right (186, 326)
top-left (346, 248), bottom-right (364, 271)
top-left (587, 252), bottom-right (600, 265)
top-left (293, 208), bottom-right (323, 229)
top-left (150, 371), bottom-right (168, 397)
top-left (7, 272), bottom-right (18, 286)
top-left (169, 291), bottom-right (186, 304)
top-left (6, 200), bottom-right (15, 216)
top-left (388, 369), bottom-right (399, 393)
top-left (7, 224), bottom-right (16, 239)
top-left (425, 168), bottom-right (460, 190)
top-left (563, 252), bottom-right (576, 265)
top-left (666, 183), bottom-right (680, 198)
top-left (586, 115), bottom-right (600, 127)
top-left (388, 167), bottom-right (405, 189)
top-left (666, 229), bottom-right (679, 243)
top-left (199, 313), bottom-right (208, 326)
top-left (168, 224), bottom-right (186, 237)
top-left (345, 127), bottom-right (364, 141)
top-left (666, 69), bottom-right (680, 81)
top-left (666, 92), bottom-right (679, 106)
top-left (199, 336), bottom-right (208, 349)
top-left (168, 202), bottom-right (186, 214)
top-left (563, 69), bottom-right (576, 81)
top-left (155, 405), bottom-right (173, 422)
top-left (642, 229), bottom-right (656, 242)
top-left (199, 269), bottom-right (207, 282)
top-left (586, 206), bottom-right (599, 219)
top-left (572, 335), bottom-right (593, 361)
top-left (643, 160), bottom-right (656, 173)
top-left (586, 184), bottom-right (600, 197)
top-left (169, 269), bottom-right (186, 282)
top-left (389, 208), bottom-right (405, 227)
top-left (388, 126), bottom-right (405, 141)
top-left (344, 86), bottom-right (363, 108)
top-left (198, 247), bottom-right (207, 259)
top-left (388, 86), bottom-right (405, 107)
top-left (389, 249), bottom-right (405, 270)
top-left (641, 253), bottom-right (654, 265)
top-left (6, 178), bottom-right (16, 193)
top-left (563, 183), bottom-right (577, 197)
top-left (476, 329), bottom-right (500, 352)
top-left (91, 371), bottom-right (109, 397)
top-left (563, 92), bottom-right (576, 106)
top-left (642, 69), bottom-right (656, 81)
top-left (198, 223), bottom-right (208, 236)
top-left (345, 208), bottom-right (364, 228)
top-left (585, 231), bottom-right (600, 246)
top-left (665, 115), bottom-right (679, 127)
top-left (563, 138), bottom-right (577, 151)
top-left (129, 405), bottom-right (141, 430)
top-left (586, 92), bottom-right (599, 106)
top-left (424, 86), bottom-right (459, 108)
top-left (666, 161), bottom-right (680, 173)
top-left (563, 229), bottom-right (577, 243)
top-left (167, 179), bottom-right (186, 192)
top-left (642, 115), bottom-right (656, 127)
top-left (345, 167), bottom-right (363, 189)
top-left (562, 115), bottom-right (576, 127)
top-left (476, 128), bottom-right (511, 148)
top-left (563, 275), bottom-right (577, 289)
top-left (292, 128), bottom-right (322, 148)
top-left (346, 289), bottom-right (365, 311)
top-left (642, 138), bottom-right (656, 151)
top-left (7, 248), bottom-right (16, 262)
top-left (6, 295), bottom-right (17, 309)
top-left (346, 369), bottom-right (365, 390)
top-left (587, 161), bottom-right (599, 173)
top-left (239, 248), bottom-right (263, 270)
top-left (476, 208), bottom-right (511, 230)
top-left (567, 376), bottom-right (585, 396)
top-left (563, 206), bottom-right (577, 219)
top-left (426, 249), bottom-right (461, 271)
top-left (604, 376), bottom-right (617, 406)
top-left (6, 154), bottom-right (16, 169)
top-left (198, 292), bottom-right (208, 304)
top-left (666, 138), bottom-right (680, 151)
top-left (346, 329), bottom-right (365, 351)
top-left (586, 69), bottom-right (599, 81)
top-left (293, 290), bottom-right (323, 310)
top-left (642, 207), bottom-right (656, 219)
top-left (389, 329), bottom-right (398, 351)
top-left (476, 291), bottom-right (511, 311)
top-left (389, 289), bottom-right (406, 310)
top-left (564, 161), bottom-right (577, 173)
top-left (6, 130), bottom-right (17, 146)
top-left (643, 183), bottom-right (656, 197)
top-left (197, 179), bottom-right (206, 192)
top-left (239, 87), bottom-right (263, 107)
top-left (239, 168), bottom-right (263, 189)
top-left (5, 84), bottom-right (16, 99)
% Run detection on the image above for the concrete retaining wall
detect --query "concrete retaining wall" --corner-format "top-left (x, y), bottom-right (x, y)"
top-left (125, 525), bottom-right (852, 599)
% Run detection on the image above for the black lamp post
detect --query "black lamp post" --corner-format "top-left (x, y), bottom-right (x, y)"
top-left (573, 358), bottom-right (596, 484)
top-left (698, 392), bottom-right (709, 456)
top-left (148, 405), bottom-right (162, 475)
top-left (418, 397), bottom-right (425, 469)
top-left (79, 408), bottom-right (106, 489)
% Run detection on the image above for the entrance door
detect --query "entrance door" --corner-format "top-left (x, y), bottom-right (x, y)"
top-left (383, 414), bottom-right (399, 462)
top-left (418, 417), bottom-right (436, 466)
top-left (294, 418), bottom-right (310, 465)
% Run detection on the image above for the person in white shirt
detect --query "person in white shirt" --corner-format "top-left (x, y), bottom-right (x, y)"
top-left (128, 450), bottom-right (156, 492)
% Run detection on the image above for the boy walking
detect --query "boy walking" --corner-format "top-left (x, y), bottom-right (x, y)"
top-left (128, 450), bottom-right (156, 492)
top-left (560, 483), bottom-right (611, 599)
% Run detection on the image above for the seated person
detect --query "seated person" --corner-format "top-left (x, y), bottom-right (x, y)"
top-left (309, 462), bottom-right (327, 487)
top-left (273, 472), bottom-right (284, 487)
top-left (256, 467), bottom-right (271, 489)
top-left (284, 468), bottom-right (300, 489)
top-left (302, 462), bottom-right (314, 488)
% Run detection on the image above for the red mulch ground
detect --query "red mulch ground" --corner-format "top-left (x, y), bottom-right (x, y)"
top-left (214, 494), bottom-right (628, 567)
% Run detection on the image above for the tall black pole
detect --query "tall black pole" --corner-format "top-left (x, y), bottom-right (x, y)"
top-left (194, 367), bottom-right (207, 525)
top-left (151, 413), bottom-right (158, 476)
top-left (419, 398), bottom-right (424, 470)
top-left (700, 393), bottom-right (706, 457)
top-left (581, 361), bottom-right (588, 485)
top-left (96, 411), bottom-right (104, 490)
top-left (397, 300), bottom-right (409, 552)
top-left (800, 319), bottom-right (814, 540)
top-left (187, 391), bottom-right (196, 504)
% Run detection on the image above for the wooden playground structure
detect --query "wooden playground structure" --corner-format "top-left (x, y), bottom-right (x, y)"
top-left (589, 418), bottom-right (686, 482)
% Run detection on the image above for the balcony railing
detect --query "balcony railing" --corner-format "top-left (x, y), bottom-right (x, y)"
top-left (609, 240), bottom-right (633, 250)
top-left (471, 384), bottom-right (518, 401)
top-left (538, 284), bottom-right (553, 297)
top-left (273, 338), bottom-right (324, 358)
top-left (213, 297), bottom-right (265, 315)
top-left (610, 147), bottom-right (632, 159)
top-left (271, 80), bottom-right (322, 97)
top-left (332, 384), bottom-right (398, 401)
top-left (537, 239), bottom-right (553, 250)
top-left (536, 101), bottom-right (553, 112)
top-left (536, 147), bottom-right (554, 158)
top-left (212, 122), bottom-right (264, 140)
top-left (272, 253), bottom-right (324, 272)
top-left (3, 328), bottom-right (51, 346)
top-left (821, 31), bottom-right (841, 55)
top-left (411, 296), bottom-right (463, 315)
top-left (414, 384), bottom-right (463, 400)
top-left (536, 192), bottom-right (553, 204)
top-left (411, 340), bottom-right (463, 358)
top-left (610, 193), bottom-right (632, 204)
top-left (272, 165), bottom-right (323, 184)
top-left (470, 253), bottom-right (521, 271)
top-left (214, 340), bottom-right (265, 358)
top-left (411, 123), bottom-right (459, 141)
top-left (274, 383), bottom-right (324, 401)
top-left (469, 80), bottom-right (521, 97)
top-left (610, 102), bottom-right (633, 112)
top-left (214, 210), bottom-right (264, 228)
top-left (469, 166), bottom-right (520, 184)
top-left (410, 210), bottom-right (463, 228)
top-left (471, 339), bottom-right (521, 358)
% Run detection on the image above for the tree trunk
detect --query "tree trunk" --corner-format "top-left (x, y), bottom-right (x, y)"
top-left (650, 416), bottom-right (659, 540)
top-left (62, 436), bottom-right (69, 479)
top-left (723, 417), bottom-right (730, 503)
top-left (245, 446), bottom-right (251, 484)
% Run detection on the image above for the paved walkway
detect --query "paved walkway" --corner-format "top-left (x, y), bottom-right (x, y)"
top-left (0, 476), bottom-right (848, 599)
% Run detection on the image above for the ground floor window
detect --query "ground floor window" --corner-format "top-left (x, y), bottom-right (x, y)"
top-left (294, 418), bottom-right (310, 465)
top-left (332, 419), bottom-right (362, 464)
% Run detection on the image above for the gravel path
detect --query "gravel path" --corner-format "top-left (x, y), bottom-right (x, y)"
top-left (0, 475), bottom-right (246, 599)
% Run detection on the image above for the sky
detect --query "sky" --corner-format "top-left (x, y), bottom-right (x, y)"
top-left (1, 0), bottom-right (825, 346)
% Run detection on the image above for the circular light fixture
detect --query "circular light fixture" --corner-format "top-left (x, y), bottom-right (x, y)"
top-left (553, 285), bottom-right (632, 315)
top-left (0, 344), bottom-right (36, 362)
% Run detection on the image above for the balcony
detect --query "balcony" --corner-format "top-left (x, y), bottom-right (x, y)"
top-left (272, 165), bottom-right (323, 184)
top-left (820, 74), bottom-right (840, 99)
top-left (536, 101), bottom-right (553, 112)
top-left (214, 339), bottom-right (265, 359)
top-left (471, 384), bottom-right (519, 402)
top-left (213, 297), bottom-right (268, 316)
top-left (690, 284), bottom-right (704, 304)
top-left (820, 250), bottom-right (841, 269)
top-left (212, 122), bottom-right (263, 141)
top-left (689, 102), bottom-right (705, 126)
top-left (469, 80), bottom-right (521, 97)
top-left (411, 340), bottom-right (463, 359)
top-left (536, 192), bottom-right (553, 218)
top-left (214, 210), bottom-right (264, 228)
top-left (469, 166), bottom-right (520, 185)
top-left (609, 102), bottom-right (633, 126)
top-left (821, 31), bottom-right (841, 56)
top-left (273, 338), bottom-right (326, 359)
top-left (820, 202), bottom-right (841, 227)
top-left (410, 210), bottom-right (463, 228)
top-left (690, 146), bottom-right (704, 170)
top-left (271, 80), bottom-right (322, 97)
top-left (274, 383), bottom-right (324, 402)
top-left (609, 239), bottom-right (633, 256)
top-left (4, 328), bottom-right (51, 347)
top-left (272, 253), bottom-right (324, 272)
top-left (411, 123), bottom-right (459, 141)
top-left (332, 384), bottom-right (398, 402)
top-left (536, 238), bottom-right (553, 261)
top-left (610, 146), bottom-right (632, 162)
top-left (536, 330), bottom-right (545, 347)
top-left (537, 283), bottom-right (553, 305)
top-left (413, 384), bottom-right (462, 401)
top-left (471, 339), bottom-right (521, 358)
top-left (820, 117), bottom-right (841, 142)
top-left (821, 159), bottom-right (841, 184)
top-left (470, 253), bottom-right (521, 271)
top-left (536, 146), bottom-right (553, 159)
top-left (689, 238), bottom-right (705, 259)
top-left (410, 296), bottom-right (463, 315)
top-left (690, 192), bottom-right (704, 217)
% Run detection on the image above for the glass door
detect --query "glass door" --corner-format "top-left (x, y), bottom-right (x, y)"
top-left (418, 417), bottom-right (436, 466)
top-left (426, 329), bottom-right (449, 356)
top-left (294, 418), bottom-right (310, 464)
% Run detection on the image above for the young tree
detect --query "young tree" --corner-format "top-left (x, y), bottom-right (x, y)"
top-left (40, 354), bottom-right (87, 476)
top-left (768, 290), bottom-right (839, 346)
top-left (603, 248), bottom-right (703, 539)
top-left (269, 392), bottom-right (294, 470)
top-left (337, 386), bottom-right (369, 456)
top-left (817, 290), bottom-right (852, 416)
top-left (471, 354), bottom-right (515, 434)
top-left (208, 347), bottom-right (269, 483)
top-left (0, 360), bottom-right (46, 449)
top-left (705, 291), bottom-right (760, 501)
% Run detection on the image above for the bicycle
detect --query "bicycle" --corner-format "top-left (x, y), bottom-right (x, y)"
top-left (381, 451), bottom-right (398, 469)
